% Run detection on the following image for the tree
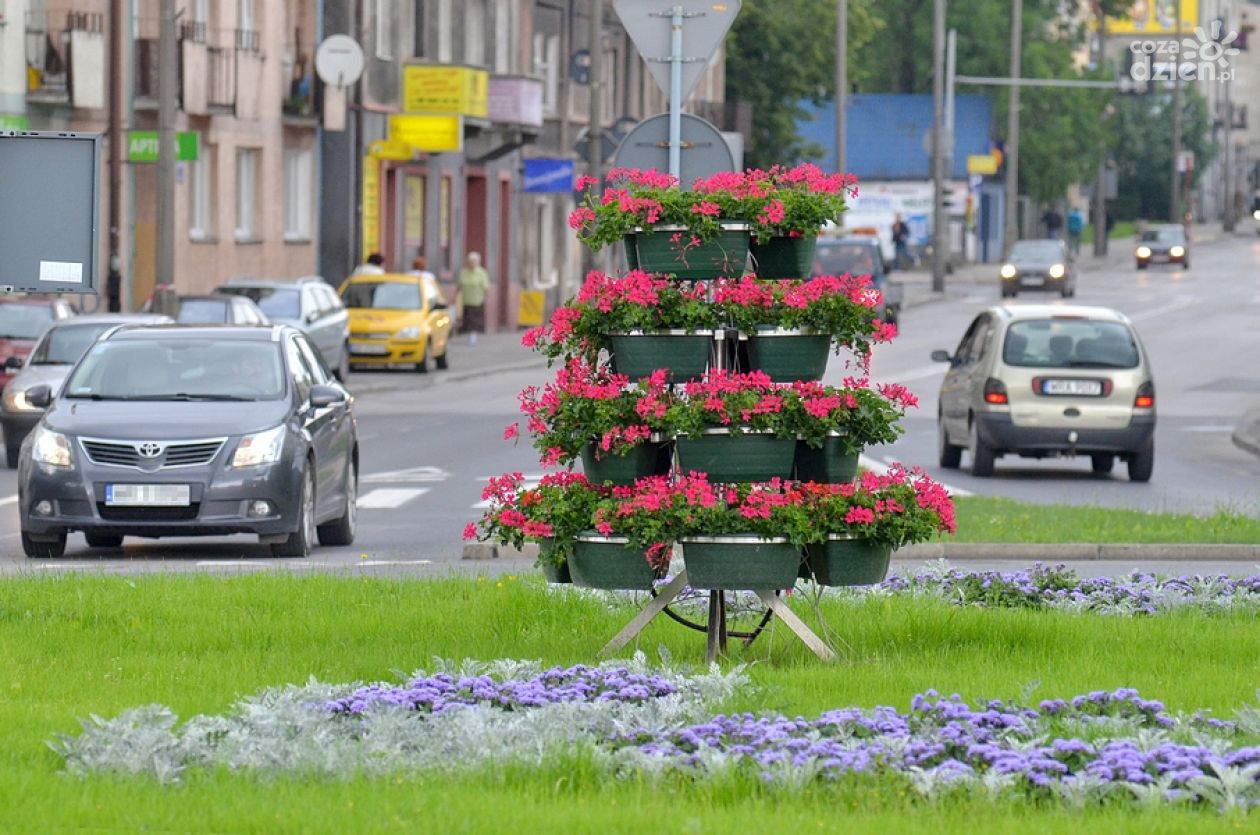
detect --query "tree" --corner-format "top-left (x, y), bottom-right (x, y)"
top-left (1108, 88), bottom-right (1216, 221)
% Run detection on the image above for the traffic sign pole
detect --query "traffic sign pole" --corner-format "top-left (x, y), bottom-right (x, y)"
top-left (669, 6), bottom-right (683, 179)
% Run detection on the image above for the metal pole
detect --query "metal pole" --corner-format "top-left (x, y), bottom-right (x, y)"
top-left (1171, 0), bottom-right (1183, 223)
top-left (588, 0), bottom-right (604, 185)
top-left (1223, 69), bottom-right (1234, 231)
top-left (930, 0), bottom-right (946, 291)
top-left (668, 5), bottom-right (683, 179)
top-left (109, 0), bottom-right (126, 310)
top-left (156, 0), bottom-right (177, 289)
top-left (835, 0), bottom-right (846, 173)
top-left (1004, 0), bottom-right (1022, 255)
top-left (1093, 11), bottom-right (1107, 257)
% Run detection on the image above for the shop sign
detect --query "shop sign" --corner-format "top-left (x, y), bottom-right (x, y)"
top-left (402, 66), bottom-right (488, 117)
top-left (389, 115), bottom-right (463, 153)
top-left (128, 131), bottom-right (199, 162)
top-left (488, 77), bottom-right (544, 127)
top-left (523, 158), bottom-right (574, 193)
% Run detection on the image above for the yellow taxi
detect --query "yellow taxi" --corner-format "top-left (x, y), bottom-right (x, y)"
top-left (338, 272), bottom-right (452, 372)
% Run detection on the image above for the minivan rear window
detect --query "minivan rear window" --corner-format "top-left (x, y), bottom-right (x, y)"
top-left (1002, 320), bottom-right (1140, 369)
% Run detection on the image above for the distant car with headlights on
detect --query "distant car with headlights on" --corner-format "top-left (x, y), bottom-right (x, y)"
top-left (931, 304), bottom-right (1155, 481)
top-left (999, 239), bottom-right (1076, 298)
top-left (2, 314), bottom-right (170, 468)
top-left (1134, 225), bottom-right (1189, 269)
top-left (338, 272), bottom-right (452, 373)
top-left (17, 325), bottom-right (357, 558)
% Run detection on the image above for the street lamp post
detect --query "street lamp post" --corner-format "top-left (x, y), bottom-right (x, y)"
top-left (1004, 0), bottom-right (1022, 255)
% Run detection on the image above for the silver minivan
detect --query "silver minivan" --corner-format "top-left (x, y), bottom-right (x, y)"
top-left (931, 304), bottom-right (1155, 481)
top-left (216, 277), bottom-right (351, 381)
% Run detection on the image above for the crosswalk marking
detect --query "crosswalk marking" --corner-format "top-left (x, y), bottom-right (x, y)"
top-left (863, 454), bottom-right (972, 498)
top-left (361, 466), bottom-right (451, 483)
top-left (0, 495), bottom-right (17, 508)
top-left (356, 559), bottom-right (433, 567)
top-left (357, 487), bottom-right (430, 509)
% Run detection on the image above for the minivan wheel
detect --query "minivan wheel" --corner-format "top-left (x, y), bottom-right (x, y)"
top-left (1127, 441), bottom-right (1155, 483)
top-left (1090, 454), bottom-right (1115, 475)
top-left (272, 465), bottom-right (315, 558)
top-left (969, 420), bottom-right (996, 477)
top-left (22, 530), bottom-right (66, 559)
top-left (317, 460), bottom-right (357, 547)
top-left (938, 418), bottom-right (962, 469)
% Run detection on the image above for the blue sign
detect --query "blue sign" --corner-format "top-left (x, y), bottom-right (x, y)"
top-left (523, 158), bottom-right (575, 193)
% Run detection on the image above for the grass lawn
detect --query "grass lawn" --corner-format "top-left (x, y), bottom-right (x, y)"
top-left (3, 574), bottom-right (1260, 833)
top-left (950, 496), bottom-right (1260, 543)
top-left (1081, 220), bottom-right (1138, 244)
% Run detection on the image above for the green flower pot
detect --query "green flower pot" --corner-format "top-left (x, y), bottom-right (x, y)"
top-left (629, 223), bottom-right (750, 281)
top-left (569, 533), bottom-right (659, 590)
top-left (803, 536), bottom-right (891, 586)
top-left (608, 331), bottom-right (713, 382)
top-left (749, 234), bottom-right (818, 279)
top-left (538, 539), bottom-right (572, 584)
top-left (681, 536), bottom-right (802, 590)
top-left (744, 329), bottom-right (831, 382)
top-left (675, 429), bottom-right (796, 483)
top-left (795, 435), bottom-right (861, 483)
top-left (580, 440), bottom-right (671, 486)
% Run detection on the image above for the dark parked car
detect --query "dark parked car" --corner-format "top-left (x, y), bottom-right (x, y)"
top-left (999, 239), bottom-right (1077, 298)
top-left (215, 277), bottom-right (350, 380)
top-left (173, 294), bottom-right (271, 325)
top-left (812, 236), bottom-right (903, 325)
top-left (0, 296), bottom-right (76, 392)
top-left (18, 325), bottom-right (358, 558)
top-left (2, 314), bottom-right (170, 468)
top-left (1134, 225), bottom-right (1189, 270)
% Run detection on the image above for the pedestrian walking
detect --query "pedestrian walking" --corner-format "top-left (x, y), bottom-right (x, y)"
top-left (1042, 207), bottom-right (1063, 239)
top-left (891, 213), bottom-right (911, 269)
top-left (455, 252), bottom-right (490, 345)
top-left (353, 252), bottom-right (386, 275)
top-left (1066, 208), bottom-right (1084, 255)
top-left (408, 255), bottom-right (436, 283)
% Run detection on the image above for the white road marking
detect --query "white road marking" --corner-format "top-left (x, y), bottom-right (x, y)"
top-left (357, 487), bottom-right (429, 509)
top-left (1179, 425), bottom-right (1235, 433)
top-left (875, 363), bottom-right (947, 383)
top-left (356, 559), bottom-right (433, 567)
top-left (1128, 296), bottom-right (1200, 323)
top-left (0, 495), bottom-right (17, 508)
top-left (195, 561), bottom-right (273, 568)
top-left (862, 454), bottom-right (973, 498)
top-left (362, 465), bottom-right (451, 483)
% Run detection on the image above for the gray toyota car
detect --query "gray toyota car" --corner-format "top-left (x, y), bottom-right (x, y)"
top-left (17, 324), bottom-right (358, 558)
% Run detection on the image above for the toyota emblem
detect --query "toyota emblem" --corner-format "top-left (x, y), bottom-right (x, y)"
top-left (136, 442), bottom-right (164, 458)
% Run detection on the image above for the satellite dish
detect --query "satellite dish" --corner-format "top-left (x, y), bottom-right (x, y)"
top-left (612, 113), bottom-right (735, 187)
top-left (314, 35), bottom-right (365, 88)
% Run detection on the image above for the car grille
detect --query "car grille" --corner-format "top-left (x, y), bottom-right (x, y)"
top-left (97, 504), bottom-right (200, 521)
top-left (80, 437), bottom-right (227, 469)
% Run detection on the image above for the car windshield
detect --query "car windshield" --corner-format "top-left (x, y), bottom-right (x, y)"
top-left (813, 243), bottom-right (881, 277)
top-left (0, 304), bottom-right (54, 340)
top-left (1003, 319), bottom-right (1140, 369)
top-left (29, 323), bottom-right (115, 365)
top-left (341, 282), bottom-right (423, 310)
top-left (219, 287), bottom-right (300, 319)
top-left (63, 339), bottom-right (285, 400)
top-left (176, 299), bottom-right (230, 324)
top-left (1010, 241), bottom-right (1064, 262)
top-left (1139, 228), bottom-right (1185, 244)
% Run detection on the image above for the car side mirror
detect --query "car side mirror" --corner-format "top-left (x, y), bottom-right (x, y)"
top-left (309, 384), bottom-right (346, 408)
top-left (3, 356), bottom-right (22, 371)
top-left (930, 350), bottom-right (953, 364)
top-left (26, 384), bottom-right (52, 409)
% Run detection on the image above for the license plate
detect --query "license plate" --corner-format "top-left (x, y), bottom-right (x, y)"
top-left (105, 484), bottom-right (191, 506)
top-left (1022, 274), bottom-right (1044, 285)
top-left (1042, 379), bottom-right (1103, 396)
top-left (349, 343), bottom-right (389, 355)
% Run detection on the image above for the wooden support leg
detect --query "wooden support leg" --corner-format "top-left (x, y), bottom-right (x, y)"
top-left (599, 570), bottom-right (690, 656)
top-left (754, 590), bottom-right (837, 661)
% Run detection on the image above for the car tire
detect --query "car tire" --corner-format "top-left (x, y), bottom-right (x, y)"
top-left (317, 459), bottom-right (357, 547)
top-left (272, 464), bottom-right (315, 558)
top-left (938, 417), bottom-right (962, 469)
top-left (1127, 441), bottom-right (1155, 483)
top-left (335, 345), bottom-right (351, 382)
top-left (1090, 454), bottom-right (1115, 475)
top-left (22, 530), bottom-right (66, 559)
top-left (4, 440), bottom-right (19, 470)
top-left (969, 419), bottom-right (996, 477)
top-left (415, 341), bottom-right (430, 374)
top-left (84, 532), bottom-right (124, 549)
top-left (435, 350), bottom-right (449, 370)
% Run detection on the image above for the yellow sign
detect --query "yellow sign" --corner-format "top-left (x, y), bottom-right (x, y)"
top-left (368, 138), bottom-right (413, 160)
top-left (966, 154), bottom-right (998, 175)
top-left (1096, 0), bottom-right (1198, 35)
top-left (517, 290), bottom-right (546, 327)
top-left (362, 156), bottom-right (380, 261)
top-left (402, 65), bottom-right (488, 117)
top-left (389, 114), bottom-right (463, 153)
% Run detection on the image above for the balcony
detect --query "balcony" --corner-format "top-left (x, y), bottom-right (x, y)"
top-left (133, 19), bottom-right (242, 114)
top-left (24, 10), bottom-right (104, 105)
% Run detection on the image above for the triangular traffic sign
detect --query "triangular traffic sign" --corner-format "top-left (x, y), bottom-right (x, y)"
top-left (613, 0), bottom-right (742, 104)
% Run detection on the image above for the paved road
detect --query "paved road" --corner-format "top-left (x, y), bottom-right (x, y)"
top-left (2, 230), bottom-right (1259, 576)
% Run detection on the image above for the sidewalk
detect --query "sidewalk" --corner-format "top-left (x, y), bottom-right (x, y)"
top-left (345, 331), bottom-right (546, 396)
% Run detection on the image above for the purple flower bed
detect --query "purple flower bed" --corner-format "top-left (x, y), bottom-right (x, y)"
top-left (326, 664), bottom-right (678, 716)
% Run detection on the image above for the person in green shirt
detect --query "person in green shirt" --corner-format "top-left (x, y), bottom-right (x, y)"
top-left (455, 251), bottom-right (490, 345)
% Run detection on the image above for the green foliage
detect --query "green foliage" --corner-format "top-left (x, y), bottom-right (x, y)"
top-left (950, 497), bottom-right (1260, 543)
top-left (1109, 89), bottom-right (1216, 221)
top-left (467, 473), bottom-right (609, 565)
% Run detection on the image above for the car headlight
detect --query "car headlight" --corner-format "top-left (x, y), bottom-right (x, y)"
top-left (2, 388), bottom-right (41, 412)
top-left (231, 425), bottom-right (286, 468)
top-left (1253, 209), bottom-right (1260, 220)
top-left (31, 426), bottom-right (74, 468)
top-left (396, 326), bottom-right (422, 340)
top-left (1136, 246), bottom-right (1152, 258)
top-left (1000, 264), bottom-right (1017, 279)
top-left (1170, 245), bottom-right (1185, 257)
top-left (1048, 263), bottom-right (1065, 279)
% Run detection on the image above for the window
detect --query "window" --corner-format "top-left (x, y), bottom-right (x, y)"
top-left (413, 0), bottom-right (426, 58)
top-left (284, 148), bottom-right (313, 240)
top-left (295, 335), bottom-right (332, 383)
top-left (602, 48), bottom-right (617, 124)
top-left (285, 338), bottom-right (314, 402)
top-left (534, 32), bottom-right (560, 116)
top-left (189, 139), bottom-right (214, 240)
top-left (239, 0), bottom-right (254, 32)
top-left (194, 0), bottom-right (209, 23)
top-left (464, 0), bottom-right (485, 66)
top-left (436, 0), bottom-right (451, 62)
top-left (235, 148), bottom-right (258, 240)
top-left (375, 0), bottom-right (392, 59)
top-left (494, 0), bottom-right (511, 73)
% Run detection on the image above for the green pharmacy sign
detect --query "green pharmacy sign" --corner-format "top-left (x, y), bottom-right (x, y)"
top-left (128, 131), bottom-right (199, 162)
top-left (0, 115), bottom-right (30, 131)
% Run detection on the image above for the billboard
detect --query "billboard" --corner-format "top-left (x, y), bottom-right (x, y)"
top-left (402, 65), bottom-right (488, 117)
top-left (1101, 0), bottom-right (1198, 36)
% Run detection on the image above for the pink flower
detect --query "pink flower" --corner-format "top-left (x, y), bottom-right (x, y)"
top-left (463, 522), bottom-right (478, 540)
top-left (503, 423), bottom-right (519, 441)
top-left (575, 174), bottom-right (599, 191)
